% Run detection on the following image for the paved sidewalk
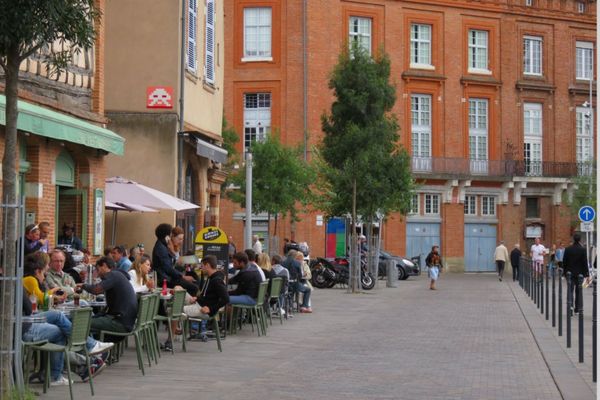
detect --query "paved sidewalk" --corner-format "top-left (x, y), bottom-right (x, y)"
top-left (36, 274), bottom-right (594, 400)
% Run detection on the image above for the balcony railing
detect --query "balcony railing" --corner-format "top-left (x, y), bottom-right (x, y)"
top-left (410, 157), bottom-right (590, 179)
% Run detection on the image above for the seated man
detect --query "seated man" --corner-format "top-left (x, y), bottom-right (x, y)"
top-left (57, 222), bottom-right (83, 252)
top-left (111, 245), bottom-right (132, 272)
top-left (23, 224), bottom-right (43, 256)
top-left (228, 252), bottom-right (262, 305)
top-left (45, 248), bottom-right (78, 300)
top-left (80, 257), bottom-right (138, 338)
top-left (282, 250), bottom-right (311, 313)
top-left (183, 255), bottom-right (229, 319)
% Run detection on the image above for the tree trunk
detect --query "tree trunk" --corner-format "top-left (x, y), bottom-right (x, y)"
top-left (1, 52), bottom-right (21, 394)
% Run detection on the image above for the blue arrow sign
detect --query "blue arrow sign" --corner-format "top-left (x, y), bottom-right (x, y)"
top-left (578, 206), bottom-right (596, 222)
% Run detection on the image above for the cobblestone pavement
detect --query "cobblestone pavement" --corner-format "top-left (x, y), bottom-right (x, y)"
top-left (36, 273), bottom-right (594, 400)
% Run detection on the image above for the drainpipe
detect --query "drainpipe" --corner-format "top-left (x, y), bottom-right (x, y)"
top-left (303, 0), bottom-right (308, 161)
top-left (177, 0), bottom-right (187, 198)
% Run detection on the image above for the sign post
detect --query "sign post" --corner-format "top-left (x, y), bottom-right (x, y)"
top-left (578, 206), bottom-right (596, 271)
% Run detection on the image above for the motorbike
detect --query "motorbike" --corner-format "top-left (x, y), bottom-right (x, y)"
top-left (309, 256), bottom-right (375, 290)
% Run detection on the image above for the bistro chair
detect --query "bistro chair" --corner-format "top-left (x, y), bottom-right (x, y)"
top-left (184, 311), bottom-right (224, 352)
top-left (100, 295), bottom-right (150, 375)
top-left (267, 277), bottom-right (284, 326)
top-left (230, 281), bottom-right (269, 337)
top-left (30, 308), bottom-right (94, 400)
top-left (154, 289), bottom-right (187, 354)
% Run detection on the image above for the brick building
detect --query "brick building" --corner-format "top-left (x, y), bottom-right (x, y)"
top-left (222, 0), bottom-right (596, 271)
top-left (0, 0), bottom-right (125, 256)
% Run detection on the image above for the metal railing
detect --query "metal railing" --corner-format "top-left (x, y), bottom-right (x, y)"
top-left (410, 157), bottom-right (591, 179)
top-left (518, 257), bottom-right (597, 382)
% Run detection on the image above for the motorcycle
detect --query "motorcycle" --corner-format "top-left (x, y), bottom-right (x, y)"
top-left (309, 257), bottom-right (375, 290)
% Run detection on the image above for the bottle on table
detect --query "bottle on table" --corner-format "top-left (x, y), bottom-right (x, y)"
top-left (29, 295), bottom-right (37, 313)
top-left (161, 278), bottom-right (167, 295)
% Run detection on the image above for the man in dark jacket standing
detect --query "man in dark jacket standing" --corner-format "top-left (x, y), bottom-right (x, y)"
top-left (563, 233), bottom-right (589, 313)
top-left (510, 244), bottom-right (522, 282)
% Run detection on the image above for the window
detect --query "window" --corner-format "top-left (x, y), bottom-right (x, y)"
top-left (523, 36), bottom-right (542, 76)
top-left (244, 7), bottom-right (272, 60)
top-left (525, 0), bottom-right (533, 6)
top-left (481, 196), bottom-right (496, 216)
top-left (468, 98), bottom-right (488, 174)
top-left (411, 94), bottom-right (432, 171)
top-left (187, 0), bottom-right (198, 72)
top-left (244, 93), bottom-right (271, 151)
top-left (410, 24), bottom-right (432, 67)
top-left (576, 106), bottom-right (594, 175)
top-left (578, 2), bottom-right (585, 13)
top-left (464, 195), bottom-right (476, 215)
top-left (468, 30), bottom-right (488, 72)
top-left (409, 194), bottom-right (419, 215)
top-left (424, 194), bottom-right (440, 215)
top-left (526, 197), bottom-right (539, 218)
top-left (349, 16), bottom-right (372, 55)
top-left (204, 0), bottom-right (215, 84)
top-left (523, 103), bottom-right (543, 176)
top-left (576, 41), bottom-right (593, 80)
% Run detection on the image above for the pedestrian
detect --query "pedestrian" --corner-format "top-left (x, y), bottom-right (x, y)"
top-left (510, 243), bottom-right (521, 282)
top-left (425, 245), bottom-right (443, 290)
top-left (530, 237), bottom-right (547, 274)
top-left (562, 233), bottom-right (589, 314)
top-left (494, 241), bottom-right (509, 281)
top-left (555, 241), bottom-right (565, 270)
top-left (252, 234), bottom-right (263, 254)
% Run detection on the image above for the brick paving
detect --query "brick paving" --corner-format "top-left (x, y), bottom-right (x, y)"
top-left (35, 273), bottom-right (595, 400)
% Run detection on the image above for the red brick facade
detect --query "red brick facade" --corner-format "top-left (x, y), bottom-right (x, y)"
top-left (223, 0), bottom-right (596, 270)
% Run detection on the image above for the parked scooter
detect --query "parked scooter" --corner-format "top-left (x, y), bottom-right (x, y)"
top-left (309, 257), bottom-right (375, 290)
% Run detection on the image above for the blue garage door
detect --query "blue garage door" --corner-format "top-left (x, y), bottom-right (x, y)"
top-left (464, 224), bottom-right (497, 272)
top-left (406, 223), bottom-right (441, 270)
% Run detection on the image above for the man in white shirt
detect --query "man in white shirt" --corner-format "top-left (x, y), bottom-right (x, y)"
top-left (252, 235), bottom-right (263, 254)
top-left (530, 237), bottom-right (547, 273)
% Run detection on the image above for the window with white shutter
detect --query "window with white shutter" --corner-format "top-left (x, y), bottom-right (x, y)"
top-left (204, 0), bottom-right (215, 84)
top-left (187, 0), bottom-right (197, 72)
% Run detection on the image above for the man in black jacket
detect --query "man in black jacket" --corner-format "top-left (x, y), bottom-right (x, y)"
top-left (563, 233), bottom-right (589, 313)
top-left (184, 255), bottom-right (229, 318)
top-left (228, 252), bottom-right (262, 305)
top-left (510, 244), bottom-right (522, 282)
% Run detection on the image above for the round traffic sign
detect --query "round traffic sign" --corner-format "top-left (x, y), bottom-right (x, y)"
top-left (578, 206), bottom-right (596, 222)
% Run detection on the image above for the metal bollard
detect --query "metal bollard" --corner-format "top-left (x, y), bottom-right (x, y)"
top-left (593, 278), bottom-right (597, 382)
top-left (567, 272), bottom-right (572, 348)
top-left (386, 259), bottom-right (397, 288)
top-left (578, 274), bottom-right (584, 363)
top-left (540, 266), bottom-right (544, 314)
top-left (558, 268), bottom-right (563, 336)
top-left (534, 266), bottom-right (537, 305)
top-left (545, 265), bottom-right (549, 320)
top-left (552, 267), bottom-right (556, 327)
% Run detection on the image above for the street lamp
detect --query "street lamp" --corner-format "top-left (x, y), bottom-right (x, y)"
top-left (244, 149), bottom-right (253, 250)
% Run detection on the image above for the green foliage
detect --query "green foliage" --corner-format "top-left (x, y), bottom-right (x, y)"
top-left (3, 386), bottom-right (37, 400)
top-left (318, 44), bottom-right (414, 220)
top-left (221, 116), bottom-right (239, 162)
top-left (0, 0), bottom-right (100, 70)
top-left (566, 161), bottom-right (597, 222)
top-left (227, 133), bottom-right (314, 220)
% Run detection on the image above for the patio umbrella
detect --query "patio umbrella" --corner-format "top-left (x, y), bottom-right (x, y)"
top-left (105, 199), bottom-right (159, 246)
top-left (105, 176), bottom-right (200, 212)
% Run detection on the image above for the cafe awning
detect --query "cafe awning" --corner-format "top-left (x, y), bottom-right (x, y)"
top-left (0, 94), bottom-right (125, 155)
top-left (196, 138), bottom-right (228, 164)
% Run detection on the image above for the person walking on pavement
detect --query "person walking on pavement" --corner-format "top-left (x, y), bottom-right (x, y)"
top-left (510, 244), bottom-right (521, 282)
top-left (555, 241), bottom-right (565, 270)
top-left (530, 237), bottom-right (547, 274)
top-left (252, 234), bottom-right (263, 254)
top-left (562, 233), bottom-right (589, 314)
top-left (494, 241), bottom-right (509, 281)
top-left (425, 245), bottom-right (443, 290)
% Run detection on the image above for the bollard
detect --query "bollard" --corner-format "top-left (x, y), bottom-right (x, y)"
top-left (567, 272), bottom-right (572, 348)
top-left (534, 266), bottom-right (537, 305)
top-left (540, 265), bottom-right (544, 314)
top-left (545, 265), bottom-right (549, 320)
top-left (593, 278), bottom-right (597, 382)
top-left (386, 259), bottom-right (398, 288)
top-left (558, 268), bottom-right (563, 336)
top-left (552, 267), bottom-right (556, 327)
top-left (578, 274), bottom-right (584, 363)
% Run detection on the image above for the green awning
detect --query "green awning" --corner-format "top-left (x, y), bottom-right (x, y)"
top-left (0, 94), bottom-right (125, 156)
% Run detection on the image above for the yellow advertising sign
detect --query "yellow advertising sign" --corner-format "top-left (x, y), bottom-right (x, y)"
top-left (194, 226), bottom-right (229, 267)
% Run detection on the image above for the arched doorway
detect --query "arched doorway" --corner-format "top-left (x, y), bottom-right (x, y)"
top-left (55, 150), bottom-right (87, 250)
top-left (181, 162), bottom-right (199, 255)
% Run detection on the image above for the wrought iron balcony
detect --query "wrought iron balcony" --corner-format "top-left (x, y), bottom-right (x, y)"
top-left (410, 157), bottom-right (591, 179)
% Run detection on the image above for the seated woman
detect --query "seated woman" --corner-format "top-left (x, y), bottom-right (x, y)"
top-left (23, 251), bottom-right (66, 309)
top-left (128, 254), bottom-right (155, 293)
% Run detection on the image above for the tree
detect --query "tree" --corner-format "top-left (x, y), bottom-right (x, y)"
top-left (0, 0), bottom-right (98, 392)
top-left (319, 45), bottom-right (415, 291)
top-left (227, 134), bottom-right (314, 252)
top-left (220, 116), bottom-right (239, 195)
top-left (566, 161), bottom-right (597, 223)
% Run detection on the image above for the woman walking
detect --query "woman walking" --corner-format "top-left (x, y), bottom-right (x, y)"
top-left (426, 245), bottom-right (443, 290)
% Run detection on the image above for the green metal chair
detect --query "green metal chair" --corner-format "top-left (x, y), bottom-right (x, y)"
top-left (184, 310), bottom-right (224, 352)
top-left (230, 281), bottom-right (269, 336)
top-left (30, 308), bottom-right (94, 400)
top-left (267, 277), bottom-right (284, 326)
top-left (143, 293), bottom-right (161, 363)
top-left (22, 339), bottom-right (47, 387)
top-left (154, 289), bottom-right (187, 353)
top-left (100, 295), bottom-right (150, 375)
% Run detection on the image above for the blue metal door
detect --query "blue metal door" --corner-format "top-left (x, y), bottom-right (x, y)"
top-left (406, 223), bottom-right (441, 270)
top-left (464, 224), bottom-right (497, 272)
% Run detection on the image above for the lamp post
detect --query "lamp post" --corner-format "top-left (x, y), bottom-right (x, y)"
top-left (244, 149), bottom-right (253, 250)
